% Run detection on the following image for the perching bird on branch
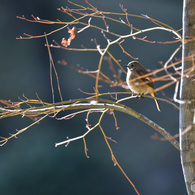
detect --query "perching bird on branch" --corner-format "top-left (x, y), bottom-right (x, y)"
top-left (124, 61), bottom-right (161, 112)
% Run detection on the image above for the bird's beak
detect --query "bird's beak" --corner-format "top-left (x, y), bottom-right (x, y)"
top-left (123, 64), bottom-right (128, 67)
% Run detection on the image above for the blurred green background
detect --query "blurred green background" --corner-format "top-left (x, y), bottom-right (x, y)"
top-left (0, 0), bottom-right (185, 194)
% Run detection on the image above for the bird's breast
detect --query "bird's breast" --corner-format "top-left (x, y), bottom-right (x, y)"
top-left (126, 72), bottom-right (154, 94)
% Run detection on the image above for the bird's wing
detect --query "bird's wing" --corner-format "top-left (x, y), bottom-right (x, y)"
top-left (137, 69), bottom-right (155, 89)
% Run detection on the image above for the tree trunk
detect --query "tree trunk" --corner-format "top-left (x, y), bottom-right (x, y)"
top-left (180, 0), bottom-right (195, 194)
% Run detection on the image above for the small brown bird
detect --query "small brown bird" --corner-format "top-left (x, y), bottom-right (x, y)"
top-left (124, 61), bottom-right (161, 111)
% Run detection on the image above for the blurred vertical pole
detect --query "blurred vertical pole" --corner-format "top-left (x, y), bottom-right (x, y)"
top-left (180, 0), bottom-right (195, 194)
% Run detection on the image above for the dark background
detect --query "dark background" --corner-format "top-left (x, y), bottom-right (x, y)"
top-left (0, 0), bottom-right (185, 195)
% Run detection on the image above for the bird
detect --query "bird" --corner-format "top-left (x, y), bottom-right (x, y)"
top-left (124, 61), bottom-right (161, 112)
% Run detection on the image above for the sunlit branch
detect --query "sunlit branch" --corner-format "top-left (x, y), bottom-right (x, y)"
top-left (0, 114), bottom-right (48, 146)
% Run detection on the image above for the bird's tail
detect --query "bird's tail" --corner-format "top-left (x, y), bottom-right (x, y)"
top-left (150, 92), bottom-right (161, 112)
